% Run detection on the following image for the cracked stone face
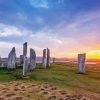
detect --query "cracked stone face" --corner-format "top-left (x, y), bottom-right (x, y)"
top-left (30, 48), bottom-right (36, 70)
top-left (78, 53), bottom-right (86, 73)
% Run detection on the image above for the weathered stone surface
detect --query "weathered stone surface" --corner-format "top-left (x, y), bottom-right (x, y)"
top-left (0, 56), bottom-right (1, 62)
top-left (23, 42), bottom-right (27, 57)
top-left (78, 53), bottom-right (86, 74)
top-left (42, 48), bottom-right (50, 68)
top-left (20, 55), bottom-right (23, 64)
top-left (23, 56), bottom-right (28, 77)
top-left (42, 49), bottom-right (47, 68)
top-left (7, 47), bottom-right (16, 69)
top-left (47, 48), bottom-right (50, 67)
top-left (30, 48), bottom-right (36, 70)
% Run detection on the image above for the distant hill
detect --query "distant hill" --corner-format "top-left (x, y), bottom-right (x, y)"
top-left (1, 57), bottom-right (100, 63)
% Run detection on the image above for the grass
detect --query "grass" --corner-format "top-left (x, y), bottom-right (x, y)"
top-left (0, 63), bottom-right (100, 95)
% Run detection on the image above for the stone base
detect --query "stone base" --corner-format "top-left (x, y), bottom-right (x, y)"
top-left (77, 72), bottom-right (86, 74)
top-left (22, 76), bottom-right (30, 79)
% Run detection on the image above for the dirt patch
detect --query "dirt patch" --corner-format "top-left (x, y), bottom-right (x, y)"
top-left (0, 81), bottom-right (99, 100)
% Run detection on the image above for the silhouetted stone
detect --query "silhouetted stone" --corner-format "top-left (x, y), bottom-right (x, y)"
top-left (7, 47), bottom-right (16, 69)
top-left (42, 49), bottom-right (47, 68)
top-left (30, 48), bottom-right (36, 70)
top-left (23, 42), bottom-right (27, 57)
top-left (78, 53), bottom-right (86, 74)
top-left (23, 56), bottom-right (28, 77)
top-left (20, 55), bottom-right (23, 64)
top-left (47, 48), bottom-right (50, 67)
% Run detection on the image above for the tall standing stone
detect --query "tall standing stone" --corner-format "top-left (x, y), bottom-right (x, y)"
top-left (47, 48), bottom-right (50, 67)
top-left (20, 55), bottom-right (23, 65)
top-left (23, 42), bottom-right (27, 57)
top-left (30, 48), bottom-right (36, 70)
top-left (42, 49), bottom-right (47, 68)
top-left (7, 47), bottom-right (16, 69)
top-left (23, 56), bottom-right (28, 77)
top-left (78, 53), bottom-right (86, 74)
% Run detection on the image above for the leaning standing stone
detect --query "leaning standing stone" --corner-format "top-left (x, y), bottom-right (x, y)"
top-left (42, 49), bottom-right (47, 68)
top-left (23, 56), bottom-right (28, 77)
top-left (7, 47), bottom-right (16, 69)
top-left (47, 48), bottom-right (50, 67)
top-left (23, 42), bottom-right (27, 57)
top-left (30, 48), bottom-right (36, 70)
top-left (78, 53), bottom-right (86, 74)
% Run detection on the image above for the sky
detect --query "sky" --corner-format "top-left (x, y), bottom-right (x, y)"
top-left (0, 0), bottom-right (100, 59)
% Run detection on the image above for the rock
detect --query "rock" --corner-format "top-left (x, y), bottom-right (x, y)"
top-left (78, 53), bottom-right (86, 74)
top-left (42, 48), bottom-right (50, 68)
top-left (30, 48), bottom-right (36, 70)
top-left (23, 42), bottom-right (27, 57)
top-left (23, 56), bottom-right (28, 77)
top-left (7, 47), bottom-right (16, 69)
top-left (47, 48), bottom-right (50, 67)
top-left (20, 55), bottom-right (23, 65)
top-left (42, 49), bottom-right (47, 68)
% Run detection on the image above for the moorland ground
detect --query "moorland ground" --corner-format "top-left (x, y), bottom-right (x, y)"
top-left (0, 63), bottom-right (100, 100)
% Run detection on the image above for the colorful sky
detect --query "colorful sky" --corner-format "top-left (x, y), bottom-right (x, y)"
top-left (0, 0), bottom-right (100, 59)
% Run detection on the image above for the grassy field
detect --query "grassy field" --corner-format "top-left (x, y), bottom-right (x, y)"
top-left (0, 63), bottom-right (100, 99)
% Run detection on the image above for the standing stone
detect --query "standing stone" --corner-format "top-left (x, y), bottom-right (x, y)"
top-left (23, 56), bottom-right (28, 77)
top-left (7, 47), bottom-right (16, 69)
top-left (30, 48), bottom-right (36, 70)
top-left (47, 48), bottom-right (50, 67)
top-left (78, 53), bottom-right (86, 74)
top-left (53, 58), bottom-right (55, 63)
top-left (20, 55), bottom-right (23, 65)
top-left (23, 42), bottom-right (27, 57)
top-left (42, 49), bottom-right (47, 68)
top-left (0, 56), bottom-right (1, 62)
